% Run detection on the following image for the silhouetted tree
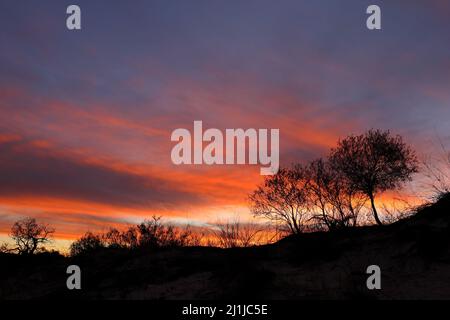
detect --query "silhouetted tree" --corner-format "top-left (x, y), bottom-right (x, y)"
top-left (103, 228), bottom-right (127, 248)
top-left (211, 219), bottom-right (264, 248)
top-left (329, 130), bottom-right (418, 225)
top-left (70, 232), bottom-right (104, 256)
top-left (10, 217), bottom-right (54, 255)
top-left (69, 217), bottom-right (202, 256)
top-left (423, 141), bottom-right (450, 198)
top-left (307, 159), bottom-right (366, 230)
top-left (137, 216), bottom-right (199, 248)
top-left (249, 166), bottom-right (310, 234)
top-left (120, 226), bottom-right (139, 249)
top-left (137, 216), bottom-right (164, 248)
top-left (103, 226), bottom-right (140, 249)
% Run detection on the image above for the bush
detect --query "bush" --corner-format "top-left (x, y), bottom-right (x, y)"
top-left (70, 232), bottom-right (105, 256)
top-left (70, 216), bottom-right (203, 256)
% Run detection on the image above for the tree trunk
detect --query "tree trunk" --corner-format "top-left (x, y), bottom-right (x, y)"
top-left (292, 217), bottom-right (301, 234)
top-left (369, 193), bottom-right (383, 225)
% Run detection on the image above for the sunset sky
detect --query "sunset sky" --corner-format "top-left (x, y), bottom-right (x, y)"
top-left (0, 0), bottom-right (449, 249)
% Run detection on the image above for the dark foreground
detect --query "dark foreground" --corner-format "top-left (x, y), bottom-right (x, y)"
top-left (1, 194), bottom-right (449, 300)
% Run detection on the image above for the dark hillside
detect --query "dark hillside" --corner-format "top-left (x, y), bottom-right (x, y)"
top-left (1, 193), bottom-right (449, 300)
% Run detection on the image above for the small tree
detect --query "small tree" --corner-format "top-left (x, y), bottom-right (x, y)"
top-left (422, 141), bottom-right (450, 198)
top-left (70, 232), bottom-right (104, 256)
top-left (137, 216), bottom-right (164, 248)
top-left (329, 130), bottom-right (418, 225)
top-left (10, 217), bottom-right (55, 255)
top-left (137, 216), bottom-right (199, 248)
top-left (307, 159), bottom-right (366, 230)
top-left (211, 219), bottom-right (264, 248)
top-left (121, 226), bottom-right (139, 249)
top-left (249, 166), bottom-right (310, 234)
top-left (102, 228), bottom-right (126, 248)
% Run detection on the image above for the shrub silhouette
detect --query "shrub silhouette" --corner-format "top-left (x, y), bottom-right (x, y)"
top-left (137, 216), bottom-right (200, 248)
top-left (423, 142), bottom-right (450, 198)
top-left (70, 232), bottom-right (104, 256)
top-left (210, 220), bottom-right (265, 248)
top-left (70, 216), bottom-right (202, 256)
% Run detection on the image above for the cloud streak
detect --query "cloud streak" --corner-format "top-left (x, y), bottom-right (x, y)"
top-left (0, 136), bottom-right (203, 210)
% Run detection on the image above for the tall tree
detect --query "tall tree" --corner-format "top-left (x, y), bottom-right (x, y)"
top-left (329, 130), bottom-right (418, 225)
